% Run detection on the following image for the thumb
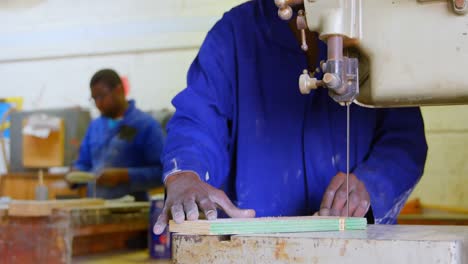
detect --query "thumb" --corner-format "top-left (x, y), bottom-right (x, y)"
top-left (153, 210), bottom-right (169, 235)
top-left (212, 192), bottom-right (256, 218)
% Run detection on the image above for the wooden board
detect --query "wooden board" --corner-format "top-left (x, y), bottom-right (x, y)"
top-left (169, 216), bottom-right (367, 235)
top-left (22, 119), bottom-right (65, 168)
top-left (8, 199), bottom-right (105, 217)
top-left (65, 171), bottom-right (95, 184)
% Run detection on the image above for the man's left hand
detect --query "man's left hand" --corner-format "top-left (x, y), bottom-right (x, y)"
top-left (319, 172), bottom-right (370, 217)
top-left (97, 168), bottom-right (130, 187)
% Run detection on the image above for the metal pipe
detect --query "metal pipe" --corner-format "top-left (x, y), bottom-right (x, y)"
top-left (327, 35), bottom-right (343, 60)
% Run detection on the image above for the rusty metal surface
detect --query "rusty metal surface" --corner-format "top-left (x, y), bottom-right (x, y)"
top-left (173, 225), bottom-right (468, 264)
top-left (0, 210), bottom-right (72, 264)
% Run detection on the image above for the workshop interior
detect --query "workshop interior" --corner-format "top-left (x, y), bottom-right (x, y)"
top-left (0, 0), bottom-right (467, 263)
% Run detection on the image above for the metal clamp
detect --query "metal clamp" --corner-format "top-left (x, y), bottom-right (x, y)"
top-left (324, 58), bottom-right (360, 104)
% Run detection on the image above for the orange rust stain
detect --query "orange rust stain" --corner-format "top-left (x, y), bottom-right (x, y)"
top-left (274, 239), bottom-right (290, 261)
top-left (339, 240), bottom-right (349, 256)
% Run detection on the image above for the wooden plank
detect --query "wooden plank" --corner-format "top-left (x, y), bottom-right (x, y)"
top-left (169, 216), bottom-right (367, 235)
top-left (173, 225), bottom-right (468, 264)
top-left (65, 171), bottom-right (95, 184)
top-left (8, 199), bottom-right (105, 217)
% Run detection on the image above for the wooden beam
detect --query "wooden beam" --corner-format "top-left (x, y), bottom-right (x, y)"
top-left (169, 216), bottom-right (367, 235)
top-left (8, 199), bottom-right (105, 217)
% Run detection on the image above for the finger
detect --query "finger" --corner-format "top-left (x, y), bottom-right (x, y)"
top-left (319, 208), bottom-right (331, 216)
top-left (198, 197), bottom-right (218, 220)
top-left (353, 200), bottom-right (370, 217)
top-left (353, 181), bottom-right (370, 217)
top-left (171, 203), bottom-right (185, 224)
top-left (330, 183), bottom-right (349, 216)
top-left (341, 191), bottom-right (360, 217)
top-left (320, 172), bottom-right (346, 211)
top-left (183, 198), bottom-right (199, 221)
top-left (153, 208), bottom-right (169, 235)
top-left (211, 190), bottom-right (256, 218)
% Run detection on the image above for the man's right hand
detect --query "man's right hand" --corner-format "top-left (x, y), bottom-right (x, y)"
top-left (153, 172), bottom-right (256, 235)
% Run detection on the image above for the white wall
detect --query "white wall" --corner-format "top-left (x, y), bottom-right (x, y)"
top-left (0, 0), bottom-right (245, 111)
top-left (1, 0), bottom-right (466, 208)
top-left (411, 106), bottom-right (468, 208)
top-left (0, 0), bottom-right (245, 173)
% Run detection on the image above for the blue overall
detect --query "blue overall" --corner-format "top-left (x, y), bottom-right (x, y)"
top-left (75, 100), bottom-right (164, 201)
top-left (162, 0), bottom-right (428, 223)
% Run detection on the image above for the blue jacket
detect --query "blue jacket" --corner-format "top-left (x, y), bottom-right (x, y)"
top-left (162, 0), bottom-right (428, 224)
top-left (75, 100), bottom-right (164, 201)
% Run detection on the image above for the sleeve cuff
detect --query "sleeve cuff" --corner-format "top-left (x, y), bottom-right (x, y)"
top-left (163, 157), bottom-right (210, 184)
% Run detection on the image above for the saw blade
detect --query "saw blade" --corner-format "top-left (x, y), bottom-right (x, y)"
top-left (346, 102), bottom-right (350, 217)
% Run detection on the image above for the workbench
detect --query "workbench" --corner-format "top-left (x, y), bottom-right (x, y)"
top-left (0, 200), bottom-right (150, 263)
top-left (172, 225), bottom-right (468, 264)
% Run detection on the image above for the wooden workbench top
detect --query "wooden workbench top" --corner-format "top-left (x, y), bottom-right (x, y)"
top-left (173, 225), bottom-right (468, 264)
top-left (73, 250), bottom-right (170, 264)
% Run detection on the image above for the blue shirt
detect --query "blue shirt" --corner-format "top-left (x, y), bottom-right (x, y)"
top-left (162, 0), bottom-right (428, 224)
top-left (75, 100), bottom-right (164, 201)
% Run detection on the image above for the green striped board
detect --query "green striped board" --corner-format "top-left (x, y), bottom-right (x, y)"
top-left (169, 216), bottom-right (367, 235)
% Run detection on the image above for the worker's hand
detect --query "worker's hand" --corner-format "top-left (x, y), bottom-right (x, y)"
top-left (153, 172), bottom-right (256, 235)
top-left (319, 172), bottom-right (370, 217)
top-left (97, 168), bottom-right (129, 187)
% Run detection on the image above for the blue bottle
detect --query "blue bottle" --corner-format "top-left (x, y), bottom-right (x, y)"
top-left (149, 194), bottom-right (172, 259)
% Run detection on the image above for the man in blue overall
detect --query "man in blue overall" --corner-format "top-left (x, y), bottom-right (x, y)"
top-left (154, 0), bottom-right (427, 233)
top-left (74, 69), bottom-right (164, 201)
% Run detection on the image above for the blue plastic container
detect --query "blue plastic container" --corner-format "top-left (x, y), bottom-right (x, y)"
top-left (149, 194), bottom-right (171, 259)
